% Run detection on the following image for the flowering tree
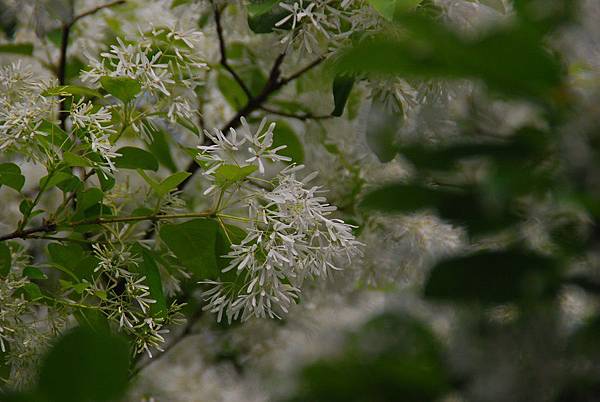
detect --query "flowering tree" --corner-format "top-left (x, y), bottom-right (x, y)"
top-left (0, 0), bottom-right (369, 395)
top-left (2, 0), bottom-right (600, 401)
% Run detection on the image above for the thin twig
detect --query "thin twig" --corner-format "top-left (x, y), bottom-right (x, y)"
top-left (177, 53), bottom-right (325, 191)
top-left (57, 169), bottom-right (95, 214)
top-left (57, 23), bottom-right (70, 129)
top-left (0, 210), bottom-right (213, 242)
top-left (132, 35), bottom-right (328, 376)
top-left (213, 2), bottom-right (252, 98)
top-left (0, 223), bottom-right (58, 242)
top-left (71, 0), bottom-right (126, 25)
top-left (260, 105), bottom-right (332, 121)
top-left (26, 235), bottom-right (95, 245)
top-left (57, 0), bottom-right (127, 128)
top-left (278, 56), bottom-right (325, 86)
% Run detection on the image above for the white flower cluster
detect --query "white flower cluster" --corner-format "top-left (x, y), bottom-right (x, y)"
top-left (81, 25), bottom-right (208, 133)
top-left (198, 117), bottom-right (291, 194)
top-left (0, 62), bottom-right (55, 153)
top-left (0, 275), bottom-right (31, 354)
top-left (90, 243), bottom-right (182, 357)
top-left (70, 99), bottom-right (120, 174)
top-left (197, 118), bottom-right (362, 323)
top-left (273, 0), bottom-right (382, 54)
top-left (275, 0), bottom-right (348, 54)
top-left (368, 77), bottom-right (420, 118)
top-left (0, 244), bottom-right (61, 389)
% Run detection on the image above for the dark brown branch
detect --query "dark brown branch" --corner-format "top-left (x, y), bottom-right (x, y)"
top-left (260, 105), bottom-right (332, 121)
top-left (57, 23), bottom-right (70, 129)
top-left (177, 54), bottom-right (325, 191)
top-left (71, 0), bottom-right (126, 25)
top-left (57, 0), bottom-right (127, 129)
top-left (134, 52), bottom-right (328, 375)
top-left (0, 223), bottom-right (58, 242)
top-left (0, 211), bottom-right (213, 242)
top-left (278, 56), bottom-right (325, 87)
top-left (213, 2), bottom-right (252, 98)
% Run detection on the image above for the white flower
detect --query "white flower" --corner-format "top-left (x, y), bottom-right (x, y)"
top-left (201, 167), bottom-right (362, 323)
top-left (0, 62), bottom-right (55, 152)
top-left (274, 0), bottom-right (356, 53)
top-left (240, 117), bottom-right (291, 173)
top-left (70, 99), bottom-right (120, 173)
top-left (196, 118), bottom-right (291, 194)
top-left (82, 26), bottom-right (207, 96)
top-left (70, 99), bottom-right (114, 133)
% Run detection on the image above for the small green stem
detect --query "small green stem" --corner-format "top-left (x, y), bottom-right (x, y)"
top-left (19, 169), bottom-right (56, 231)
top-left (216, 213), bottom-right (252, 222)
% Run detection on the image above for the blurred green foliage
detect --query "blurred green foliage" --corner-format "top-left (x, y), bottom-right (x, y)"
top-left (1, 327), bottom-right (130, 402)
top-left (285, 0), bottom-right (600, 401)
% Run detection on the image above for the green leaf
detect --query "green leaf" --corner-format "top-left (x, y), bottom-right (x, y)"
top-left (247, 0), bottom-right (279, 16)
top-left (42, 85), bottom-right (102, 98)
top-left (366, 97), bottom-right (401, 162)
top-left (64, 151), bottom-right (93, 167)
top-left (37, 327), bottom-right (130, 402)
top-left (146, 123), bottom-right (178, 172)
top-left (337, 14), bottom-right (563, 100)
top-left (217, 71), bottom-right (248, 109)
top-left (73, 309), bottom-right (110, 334)
top-left (114, 147), bottom-right (159, 171)
top-left (19, 199), bottom-right (33, 216)
top-left (160, 219), bottom-right (219, 280)
top-left (48, 243), bottom-right (83, 268)
top-left (176, 115), bottom-right (200, 136)
top-left (66, 57), bottom-right (86, 82)
top-left (240, 65), bottom-right (268, 96)
top-left (48, 243), bottom-right (97, 281)
top-left (272, 121), bottom-right (304, 163)
top-left (95, 290), bottom-right (107, 300)
top-left (0, 243), bottom-right (11, 277)
top-left (360, 183), bottom-right (519, 234)
top-left (0, 43), bottom-right (33, 55)
top-left (397, 129), bottom-right (545, 170)
top-left (0, 163), bottom-right (25, 192)
top-left (72, 282), bottom-right (90, 294)
top-left (100, 76), bottom-right (142, 103)
top-left (75, 188), bottom-right (104, 214)
top-left (215, 164), bottom-right (257, 188)
top-left (138, 170), bottom-right (191, 196)
top-left (39, 171), bottom-right (77, 191)
top-left (36, 120), bottom-right (71, 150)
top-left (292, 313), bottom-right (450, 401)
top-left (22, 283), bottom-right (43, 300)
top-left (23, 266), bottom-right (47, 280)
top-left (215, 224), bottom-right (247, 275)
top-left (247, 1), bottom-right (291, 33)
top-left (133, 244), bottom-right (167, 317)
top-left (56, 172), bottom-right (83, 193)
top-left (138, 169), bottom-right (162, 194)
top-left (96, 168), bottom-right (115, 191)
top-left (332, 74), bottom-right (355, 117)
top-left (367, 0), bottom-right (421, 20)
top-left (132, 207), bottom-right (154, 217)
top-left (158, 171), bottom-right (192, 195)
top-left (19, 199), bottom-right (44, 219)
top-left (424, 250), bottom-right (562, 303)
